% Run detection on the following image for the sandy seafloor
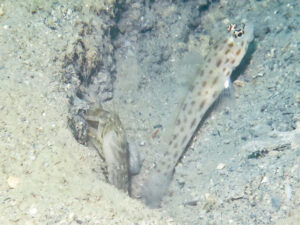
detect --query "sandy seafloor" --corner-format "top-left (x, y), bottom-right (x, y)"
top-left (0, 0), bottom-right (300, 224)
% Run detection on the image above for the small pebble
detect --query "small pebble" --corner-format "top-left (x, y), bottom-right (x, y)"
top-left (28, 205), bottom-right (37, 216)
top-left (68, 212), bottom-right (75, 220)
top-left (257, 72), bottom-right (264, 77)
top-left (25, 221), bottom-right (35, 225)
top-left (216, 163), bottom-right (225, 170)
top-left (261, 176), bottom-right (268, 183)
top-left (0, 4), bottom-right (4, 16)
top-left (223, 139), bottom-right (230, 144)
top-left (233, 80), bottom-right (244, 87)
top-left (285, 183), bottom-right (292, 201)
top-left (67, 8), bottom-right (72, 15)
top-left (7, 176), bottom-right (20, 188)
top-left (184, 200), bottom-right (198, 206)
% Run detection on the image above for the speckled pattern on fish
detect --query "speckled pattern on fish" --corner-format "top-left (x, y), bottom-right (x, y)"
top-left (141, 22), bottom-right (254, 208)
